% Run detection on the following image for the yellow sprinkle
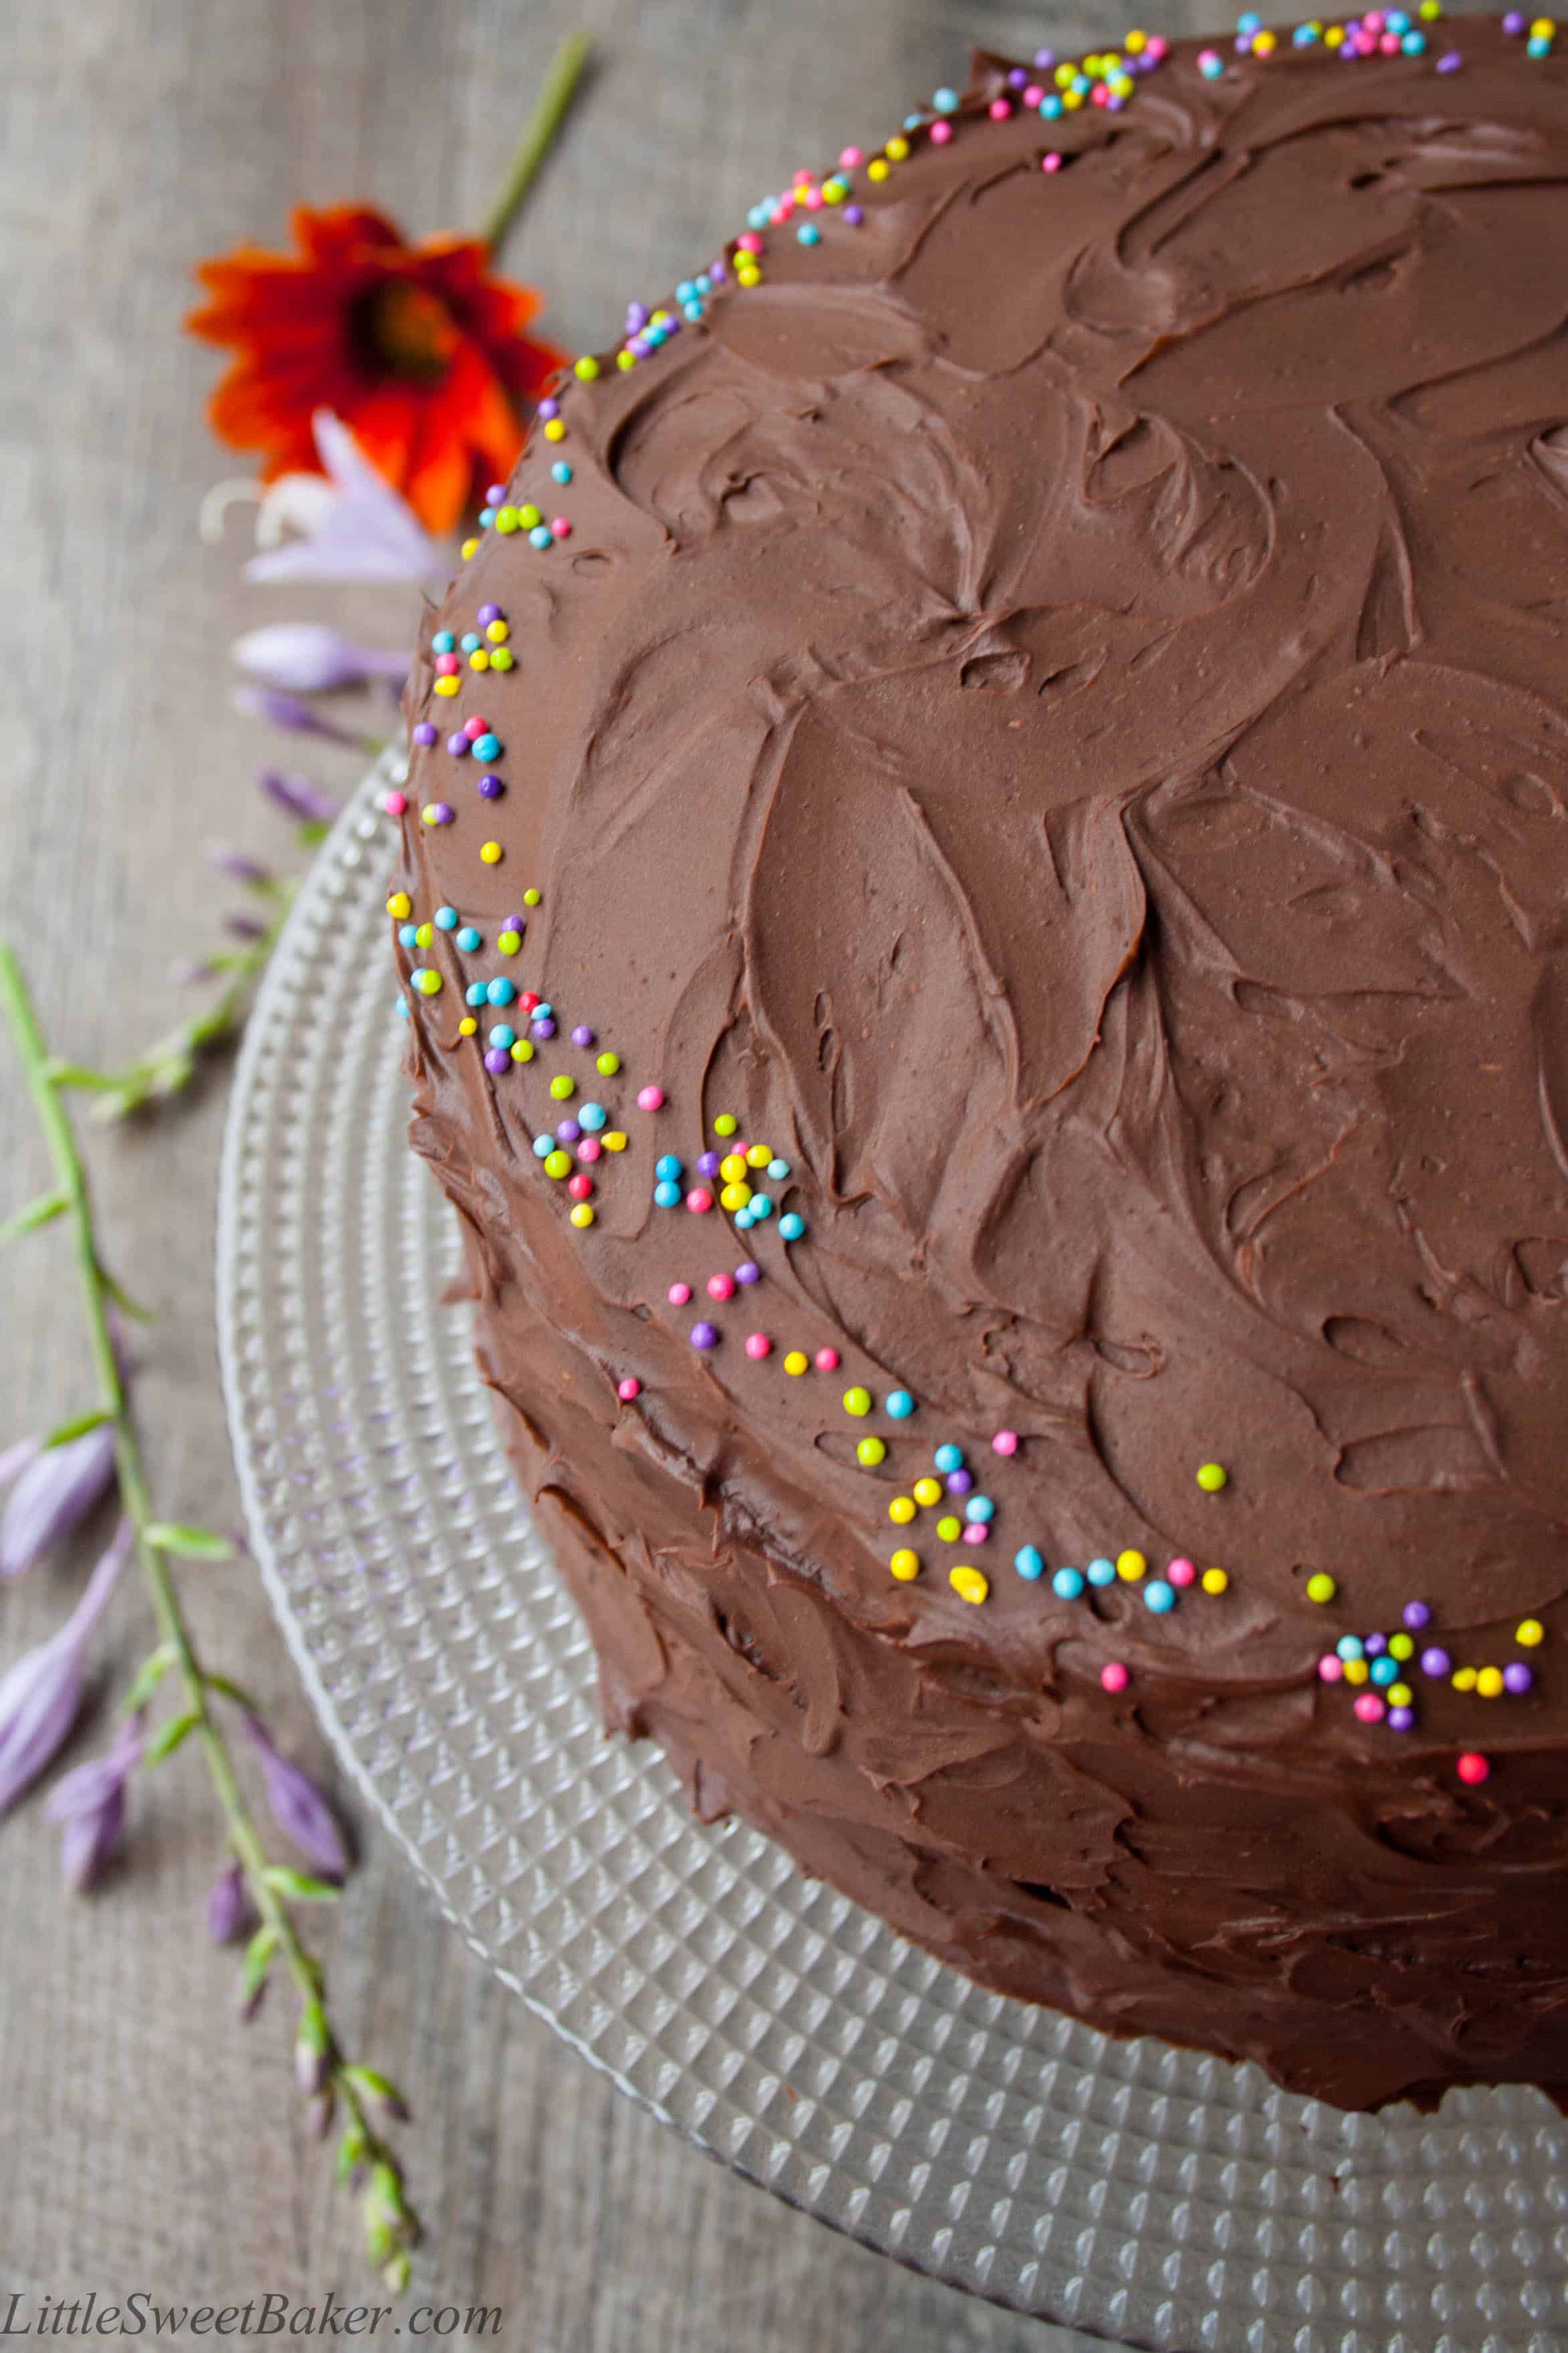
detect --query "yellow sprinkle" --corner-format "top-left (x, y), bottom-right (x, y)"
top-left (597, 1052), bottom-right (621, 1076)
top-left (617, 350), bottom-right (637, 371)
top-left (937, 1516), bottom-right (962, 1542)
top-left (1252, 27), bottom-right (1276, 51)
top-left (459, 1017), bottom-right (477, 1037)
top-left (1517, 1618), bottom-right (1545, 1647)
top-left (496, 930), bottom-right (521, 955)
top-left (479, 841), bottom-right (502, 865)
top-left (573, 356), bottom-right (600, 381)
top-left (1201, 1567), bottom-right (1228, 1596)
top-left (421, 805), bottom-right (442, 826)
top-left (719, 1154), bottom-right (748, 1183)
top-left (1452, 1666), bottom-right (1478, 1692)
top-left (949, 1565), bottom-right (989, 1605)
top-left (468, 650), bottom-right (489, 671)
top-left (867, 158), bottom-right (890, 180)
top-left (713, 1114), bottom-right (738, 1136)
top-left (1388, 1682), bottom-right (1413, 1708)
top-left (843, 1387), bottom-right (873, 1418)
top-left (543, 420), bottom-right (566, 442)
top-left (857, 1437), bottom-right (887, 1468)
top-left (1389, 1633), bottom-right (1414, 1661)
top-left (785, 1351), bottom-right (810, 1377)
top-left (719, 1183), bottom-right (752, 1213)
top-left (1325, 20), bottom-right (1345, 39)
top-left (1196, 1461), bottom-right (1228, 1493)
top-left (550, 1075), bottom-right (574, 1102)
top-left (412, 970), bottom-right (441, 997)
top-left (1476, 1666), bottom-right (1504, 1699)
top-left (543, 1150), bottom-right (571, 1179)
top-left (518, 506), bottom-right (540, 529)
top-left (1343, 1658), bottom-right (1369, 1685)
top-left (433, 675), bottom-right (460, 696)
top-left (414, 922), bottom-right (432, 948)
top-left (822, 181), bottom-right (845, 204)
top-left (1062, 88), bottom-right (1085, 110)
top-left (889, 1495), bottom-right (916, 1524)
top-left (386, 893), bottom-right (411, 919)
top-left (1305, 1574), bottom-right (1337, 1605)
top-left (510, 1039), bottom-right (534, 1063)
top-left (890, 1549), bottom-right (921, 1582)
top-left (1055, 62), bottom-right (1075, 85)
top-left (1124, 27), bottom-right (1147, 50)
top-left (523, 888), bottom-right (542, 908)
top-left (913, 1477), bottom-right (941, 1508)
top-left (745, 1144), bottom-right (771, 1169)
top-left (570, 1204), bottom-right (595, 1229)
top-left (486, 619), bottom-right (510, 643)
top-left (1116, 1548), bottom-right (1146, 1582)
top-left (885, 135), bottom-right (910, 161)
top-left (602, 1131), bottom-right (627, 1152)
top-left (461, 536), bottom-right (479, 558)
top-left (490, 649), bottom-right (514, 673)
top-left (1531, 13), bottom-right (1554, 31)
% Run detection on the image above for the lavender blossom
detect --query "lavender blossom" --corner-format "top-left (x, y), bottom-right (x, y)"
top-left (0, 1421), bottom-right (117, 1580)
top-left (256, 770), bottom-right (341, 827)
top-left (245, 411), bottom-right (445, 588)
top-left (233, 624), bottom-right (407, 696)
top-left (205, 843), bottom-right (273, 888)
top-left (244, 1715), bottom-right (348, 1879)
top-left (230, 684), bottom-right (368, 745)
top-left (0, 1520), bottom-right (132, 1815)
top-left (223, 914), bottom-right (269, 942)
top-left (41, 1710), bottom-right (145, 1889)
top-left (207, 1856), bottom-right (249, 1943)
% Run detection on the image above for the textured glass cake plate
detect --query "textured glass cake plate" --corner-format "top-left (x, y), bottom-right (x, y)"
top-left (217, 753), bottom-right (1568, 2353)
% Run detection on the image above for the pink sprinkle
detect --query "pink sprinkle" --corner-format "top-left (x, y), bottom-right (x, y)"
top-left (1456, 1751), bottom-right (1491, 1786)
top-left (1167, 1557), bottom-right (1196, 1588)
top-left (1091, 82), bottom-right (1111, 104)
top-left (737, 231), bottom-right (764, 255)
top-left (707, 1273), bottom-right (736, 1302)
top-left (814, 1347), bottom-right (840, 1372)
top-left (963, 1521), bottom-right (990, 1544)
top-left (992, 1429), bottom-right (1019, 1457)
top-left (745, 1333), bottom-right (772, 1360)
top-left (577, 1137), bottom-right (602, 1163)
top-left (1379, 28), bottom-right (1401, 49)
top-left (463, 714), bottom-right (487, 740)
top-left (668, 1282), bottom-right (692, 1306)
top-left (988, 97), bottom-right (1012, 120)
top-left (637, 1086), bottom-right (665, 1111)
top-left (1101, 1661), bottom-right (1129, 1694)
top-left (1042, 152), bottom-right (1062, 173)
top-left (792, 169), bottom-right (813, 188)
top-left (382, 791), bottom-right (408, 817)
top-left (1354, 1694), bottom-right (1386, 1724)
top-left (1023, 84), bottom-right (1044, 104)
top-left (1146, 33), bottom-right (1168, 58)
top-left (550, 518), bottom-right (571, 539)
top-left (617, 1378), bottom-right (641, 1402)
top-left (802, 185), bottom-right (824, 208)
top-left (929, 119), bottom-right (953, 144)
top-left (686, 1189), bottom-right (713, 1215)
top-left (839, 146), bottom-right (863, 168)
top-left (435, 653), bottom-right (460, 675)
top-left (1318, 1655), bottom-right (1344, 1683)
top-left (1363, 10), bottom-right (1384, 27)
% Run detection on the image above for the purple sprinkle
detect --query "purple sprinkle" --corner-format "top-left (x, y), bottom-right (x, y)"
top-left (427, 801), bottom-right (454, 825)
top-left (538, 397), bottom-right (560, 420)
top-left (697, 1151), bottom-right (721, 1179)
top-left (1436, 48), bottom-right (1462, 69)
top-left (710, 257), bottom-right (727, 281)
top-left (690, 1322), bottom-right (719, 1350)
top-left (1504, 9), bottom-right (1525, 29)
top-left (1106, 92), bottom-right (1125, 108)
top-left (1034, 47), bottom-right (1054, 66)
top-left (477, 603), bottom-right (501, 625)
top-left (483, 1049), bottom-right (510, 1075)
top-left (1504, 1662), bottom-right (1534, 1694)
top-left (1007, 67), bottom-right (1028, 87)
top-left (945, 1468), bottom-right (974, 1498)
top-left (843, 205), bottom-right (863, 226)
top-left (571, 1025), bottom-right (595, 1047)
top-left (628, 335), bottom-right (651, 359)
top-left (412, 722), bottom-right (437, 747)
top-left (483, 488), bottom-right (506, 510)
top-left (446, 732), bottom-right (470, 756)
top-left (735, 1261), bottom-right (761, 1286)
top-left (1364, 1631), bottom-right (1387, 1657)
top-left (502, 912), bottom-right (524, 930)
top-left (626, 302), bottom-right (649, 331)
top-left (1402, 1600), bottom-right (1431, 1630)
top-left (1387, 1708), bottom-right (1416, 1732)
top-left (478, 775), bottom-right (503, 800)
top-left (532, 1017), bottom-right (556, 1039)
top-left (556, 1119), bottom-right (581, 1143)
top-left (1420, 1646), bottom-right (1452, 1679)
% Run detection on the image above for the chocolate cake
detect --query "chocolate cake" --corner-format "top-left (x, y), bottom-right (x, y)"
top-left (391, 13), bottom-right (1568, 2111)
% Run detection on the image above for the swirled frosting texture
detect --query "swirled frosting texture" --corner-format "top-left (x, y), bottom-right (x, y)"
top-left (397, 21), bottom-right (1568, 2108)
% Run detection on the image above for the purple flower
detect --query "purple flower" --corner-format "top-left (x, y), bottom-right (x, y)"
top-left (0, 1421), bottom-right (117, 1580)
top-left (42, 1710), bottom-right (145, 1889)
top-left (223, 913), bottom-right (269, 942)
top-left (205, 842), bottom-right (273, 888)
top-left (232, 623), bottom-right (407, 696)
top-left (245, 411), bottom-right (445, 588)
top-left (256, 770), bottom-right (341, 827)
top-left (0, 1520), bottom-right (132, 1815)
top-left (230, 684), bottom-right (368, 745)
top-left (243, 1716), bottom-right (348, 1879)
top-left (207, 1857), bottom-right (249, 1944)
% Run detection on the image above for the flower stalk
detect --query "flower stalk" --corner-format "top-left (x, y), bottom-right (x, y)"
top-left (0, 938), bottom-right (417, 2288)
top-left (481, 31), bottom-right (594, 257)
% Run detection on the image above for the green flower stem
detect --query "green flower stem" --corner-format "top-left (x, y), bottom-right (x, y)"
top-left (481, 31), bottom-right (592, 255)
top-left (0, 937), bottom-right (414, 2280)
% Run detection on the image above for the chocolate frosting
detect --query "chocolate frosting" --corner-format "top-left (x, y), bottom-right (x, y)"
top-left (395, 17), bottom-right (1568, 2109)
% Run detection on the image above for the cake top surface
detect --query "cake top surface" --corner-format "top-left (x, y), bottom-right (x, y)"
top-left (395, 12), bottom-right (1568, 1801)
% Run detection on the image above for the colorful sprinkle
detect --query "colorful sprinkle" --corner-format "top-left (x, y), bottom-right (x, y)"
top-left (949, 1565), bottom-right (988, 1605)
top-left (1101, 1661), bottom-right (1129, 1694)
top-left (890, 1549), bottom-right (921, 1582)
top-left (1456, 1752), bottom-right (1491, 1786)
top-left (1306, 1574), bottom-right (1337, 1605)
top-left (843, 1387), bottom-right (873, 1418)
top-left (1196, 1461), bottom-right (1228, 1493)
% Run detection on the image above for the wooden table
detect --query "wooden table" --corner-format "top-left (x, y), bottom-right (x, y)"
top-left (0, 2), bottom-right (1211, 2340)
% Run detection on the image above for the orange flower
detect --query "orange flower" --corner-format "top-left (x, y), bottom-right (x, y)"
top-left (188, 206), bottom-right (565, 532)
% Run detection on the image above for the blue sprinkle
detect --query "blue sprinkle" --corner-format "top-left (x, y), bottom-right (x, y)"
top-left (797, 223), bottom-right (821, 246)
top-left (1529, 31), bottom-right (1553, 52)
top-left (1237, 10), bottom-right (1261, 30)
top-left (734, 1208), bottom-right (754, 1230)
top-left (655, 1155), bottom-right (683, 1181)
top-left (534, 1002), bottom-right (553, 1021)
top-left (1052, 1564), bottom-right (1087, 1599)
top-left (465, 983), bottom-right (488, 1007)
top-left (653, 1181), bottom-right (681, 1209)
top-left (767, 1158), bottom-right (790, 1180)
top-left (456, 926), bottom-right (481, 952)
top-left (695, 274), bottom-right (711, 295)
top-left (486, 978), bottom-right (516, 1007)
top-left (966, 1496), bottom-right (995, 1524)
top-left (395, 995), bottom-right (409, 1018)
top-left (435, 906), bottom-right (458, 931)
top-left (1198, 52), bottom-right (1224, 76)
top-left (399, 924), bottom-right (418, 948)
top-left (1016, 1546), bottom-right (1046, 1582)
top-left (471, 733), bottom-right (501, 761)
top-left (1144, 1580), bottom-right (1175, 1614)
top-left (682, 300), bottom-right (705, 322)
top-left (1370, 1655), bottom-right (1399, 1687)
top-left (551, 461), bottom-right (572, 484)
top-left (933, 1443), bottom-right (964, 1474)
top-left (488, 1025), bottom-right (516, 1049)
top-left (1337, 1635), bottom-right (1365, 1662)
top-left (675, 280), bottom-right (695, 302)
top-left (1087, 1557), bottom-right (1117, 1588)
top-left (1042, 94), bottom-right (1064, 116)
top-left (431, 631), bottom-right (455, 654)
top-left (579, 1103), bottom-right (607, 1133)
top-left (933, 85), bottom-right (960, 111)
top-left (886, 1391), bottom-right (915, 1419)
top-left (459, 633), bottom-right (481, 653)
top-left (748, 1194), bottom-right (773, 1219)
top-left (747, 203), bottom-right (770, 228)
top-left (1402, 28), bottom-right (1426, 49)
top-left (778, 1212), bottom-right (806, 1241)
top-left (529, 526), bottom-right (552, 550)
top-left (532, 1134), bottom-right (553, 1160)
top-left (478, 508), bottom-right (495, 528)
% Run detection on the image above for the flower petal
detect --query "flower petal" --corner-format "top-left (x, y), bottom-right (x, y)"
top-left (244, 1716), bottom-right (348, 1879)
top-left (0, 1423), bottom-right (117, 1580)
top-left (233, 624), bottom-right (407, 694)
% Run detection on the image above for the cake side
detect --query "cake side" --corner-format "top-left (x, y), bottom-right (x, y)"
top-left (392, 16), bottom-right (1568, 2110)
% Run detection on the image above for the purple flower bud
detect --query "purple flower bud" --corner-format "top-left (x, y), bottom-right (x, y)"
top-left (169, 955), bottom-right (220, 987)
top-left (0, 1520), bottom-right (131, 1815)
top-left (296, 2036), bottom-right (331, 2097)
top-left (207, 1857), bottom-right (249, 1944)
top-left (205, 843), bottom-right (273, 888)
top-left (256, 770), bottom-right (341, 827)
top-left (237, 1974), bottom-right (270, 2024)
top-left (232, 623), bottom-right (407, 696)
top-left (243, 1716), bottom-right (348, 1879)
top-left (0, 1422), bottom-right (117, 1580)
top-left (231, 684), bottom-right (366, 745)
top-left (306, 2089), bottom-right (336, 2140)
top-left (42, 1710), bottom-right (145, 1889)
top-left (223, 913), bottom-right (269, 942)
